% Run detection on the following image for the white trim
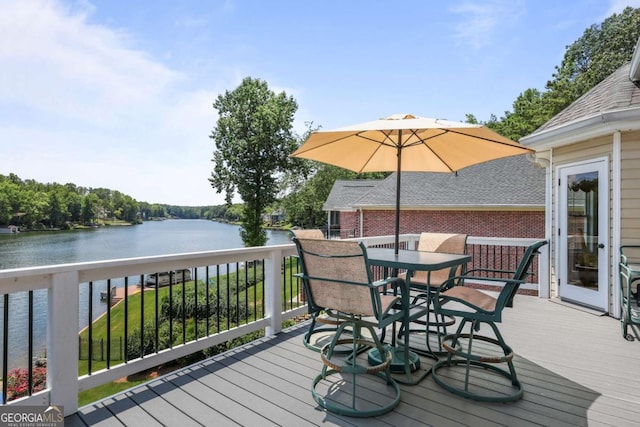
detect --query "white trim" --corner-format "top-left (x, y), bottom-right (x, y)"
top-left (540, 148), bottom-right (553, 298)
top-left (630, 36), bottom-right (640, 82)
top-left (556, 157), bottom-right (609, 311)
top-left (612, 132), bottom-right (622, 317)
top-left (521, 108), bottom-right (640, 149)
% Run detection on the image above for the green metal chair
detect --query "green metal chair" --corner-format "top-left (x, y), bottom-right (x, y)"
top-left (619, 245), bottom-right (640, 341)
top-left (290, 228), bottom-right (348, 352)
top-left (398, 232), bottom-right (468, 353)
top-left (431, 240), bottom-right (547, 403)
top-left (293, 237), bottom-right (403, 417)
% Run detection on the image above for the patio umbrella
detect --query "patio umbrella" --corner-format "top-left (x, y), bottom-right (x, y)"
top-left (291, 114), bottom-right (535, 254)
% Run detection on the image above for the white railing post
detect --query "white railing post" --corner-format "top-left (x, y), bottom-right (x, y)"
top-left (264, 248), bottom-right (283, 336)
top-left (48, 271), bottom-right (79, 416)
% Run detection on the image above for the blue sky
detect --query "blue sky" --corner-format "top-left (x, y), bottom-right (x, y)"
top-left (1, 0), bottom-right (639, 206)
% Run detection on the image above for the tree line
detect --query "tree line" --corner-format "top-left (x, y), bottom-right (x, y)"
top-left (0, 173), bottom-right (240, 229)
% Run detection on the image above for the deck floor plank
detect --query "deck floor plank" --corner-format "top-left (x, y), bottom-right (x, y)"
top-left (69, 294), bottom-right (640, 426)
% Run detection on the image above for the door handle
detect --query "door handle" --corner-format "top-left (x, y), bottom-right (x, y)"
top-left (598, 243), bottom-right (605, 249)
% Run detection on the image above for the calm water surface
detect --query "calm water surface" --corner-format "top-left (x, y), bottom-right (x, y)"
top-left (0, 220), bottom-right (292, 370)
top-left (0, 219), bottom-right (291, 269)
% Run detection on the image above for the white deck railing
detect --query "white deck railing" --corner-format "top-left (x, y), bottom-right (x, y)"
top-left (0, 234), bottom-right (548, 415)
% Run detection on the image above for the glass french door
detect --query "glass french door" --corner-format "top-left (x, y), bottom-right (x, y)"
top-left (558, 159), bottom-right (608, 311)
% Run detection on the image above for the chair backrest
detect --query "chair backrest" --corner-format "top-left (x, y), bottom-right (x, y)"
top-left (290, 228), bottom-right (325, 240)
top-left (501, 240), bottom-right (548, 308)
top-left (417, 232), bottom-right (467, 253)
top-left (293, 238), bottom-right (379, 317)
top-left (416, 233), bottom-right (468, 284)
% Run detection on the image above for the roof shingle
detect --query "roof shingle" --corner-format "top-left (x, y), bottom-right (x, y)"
top-left (323, 155), bottom-right (545, 210)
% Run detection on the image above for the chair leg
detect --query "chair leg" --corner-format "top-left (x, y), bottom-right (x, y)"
top-left (312, 320), bottom-right (401, 417)
top-left (305, 312), bottom-right (368, 353)
top-left (397, 292), bottom-right (454, 355)
top-left (432, 319), bottom-right (524, 402)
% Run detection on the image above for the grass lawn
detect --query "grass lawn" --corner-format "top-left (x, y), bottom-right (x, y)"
top-left (77, 257), bottom-right (303, 405)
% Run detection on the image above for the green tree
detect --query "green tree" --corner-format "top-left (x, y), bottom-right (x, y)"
top-left (544, 7), bottom-right (640, 116)
top-left (82, 193), bottom-right (98, 224)
top-left (21, 190), bottom-right (49, 228)
top-left (473, 7), bottom-right (640, 142)
top-left (209, 77), bottom-right (298, 246)
top-left (282, 163), bottom-right (387, 228)
top-left (0, 179), bottom-right (20, 225)
top-left (66, 191), bottom-right (83, 223)
top-left (47, 186), bottom-right (68, 228)
top-left (487, 88), bottom-right (550, 141)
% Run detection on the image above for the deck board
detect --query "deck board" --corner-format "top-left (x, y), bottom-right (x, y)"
top-left (68, 294), bottom-right (640, 426)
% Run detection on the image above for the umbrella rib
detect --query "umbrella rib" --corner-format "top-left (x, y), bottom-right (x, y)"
top-left (292, 133), bottom-right (358, 154)
top-left (423, 128), bottom-right (528, 147)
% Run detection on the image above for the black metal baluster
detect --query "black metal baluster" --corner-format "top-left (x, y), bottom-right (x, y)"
top-left (258, 260), bottom-right (264, 317)
top-left (3, 294), bottom-right (9, 404)
top-left (140, 276), bottom-right (144, 358)
top-left (244, 261), bottom-right (249, 324)
top-left (216, 265), bottom-right (220, 334)
top-left (181, 272), bottom-right (186, 344)
top-left (205, 266), bottom-right (210, 336)
top-left (169, 271), bottom-right (173, 346)
top-left (154, 273), bottom-right (159, 353)
top-left (285, 257), bottom-right (291, 310)
top-left (124, 277), bottom-right (129, 362)
top-left (88, 282), bottom-right (93, 373)
top-left (235, 262), bottom-right (240, 325)
top-left (254, 260), bottom-right (259, 318)
top-left (226, 264), bottom-right (231, 330)
top-left (194, 268), bottom-right (198, 339)
top-left (106, 279), bottom-right (111, 368)
top-left (28, 291), bottom-right (33, 395)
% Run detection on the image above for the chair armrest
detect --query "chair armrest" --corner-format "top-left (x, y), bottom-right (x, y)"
top-left (373, 276), bottom-right (406, 299)
top-left (434, 277), bottom-right (525, 314)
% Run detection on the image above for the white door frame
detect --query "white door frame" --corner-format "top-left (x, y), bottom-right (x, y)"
top-left (556, 157), bottom-right (609, 311)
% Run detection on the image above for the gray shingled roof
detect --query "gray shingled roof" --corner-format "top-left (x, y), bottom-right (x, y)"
top-left (324, 155), bottom-right (544, 210)
top-left (323, 179), bottom-right (383, 211)
top-left (527, 62), bottom-right (640, 136)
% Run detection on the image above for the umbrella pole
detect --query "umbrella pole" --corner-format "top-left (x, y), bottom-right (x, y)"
top-left (394, 139), bottom-right (402, 255)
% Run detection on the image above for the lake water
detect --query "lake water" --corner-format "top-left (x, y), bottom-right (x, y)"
top-left (0, 219), bottom-right (292, 270)
top-left (0, 220), bottom-right (292, 370)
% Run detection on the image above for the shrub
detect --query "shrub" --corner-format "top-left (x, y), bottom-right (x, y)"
top-left (6, 366), bottom-right (47, 400)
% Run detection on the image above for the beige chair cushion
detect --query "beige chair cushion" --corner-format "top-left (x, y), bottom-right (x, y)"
top-left (297, 239), bottom-right (377, 316)
top-left (291, 229), bottom-right (324, 239)
top-left (401, 233), bottom-right (467, 288)
top-left (441, 286), bottom-right (497, 312)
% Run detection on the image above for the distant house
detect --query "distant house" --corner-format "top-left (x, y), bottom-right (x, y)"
top-left (323, 154), bottom-right (546, 240)
top-left (520, 35), bottom-right (640, 315)
top-left (263, 209), bottom-right (286, 226)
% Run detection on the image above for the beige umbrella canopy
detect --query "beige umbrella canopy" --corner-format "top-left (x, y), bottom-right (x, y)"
top-left (291, 114), bottom-right (535, 252)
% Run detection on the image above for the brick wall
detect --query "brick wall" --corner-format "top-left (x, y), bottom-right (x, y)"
top-left (338, 209), bottom-right (544, 239)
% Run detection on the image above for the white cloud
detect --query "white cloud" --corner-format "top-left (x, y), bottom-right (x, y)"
top-left (450, 0), bottom-right (525, 49)
top-left (0, 0), bottom-right (230, 205)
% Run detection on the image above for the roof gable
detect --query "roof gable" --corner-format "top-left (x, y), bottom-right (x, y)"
top-left (531, 62), bottom-right (640, 135)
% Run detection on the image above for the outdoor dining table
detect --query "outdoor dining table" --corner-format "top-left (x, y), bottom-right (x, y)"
top-left (365, 247), bottom-right (472, 384)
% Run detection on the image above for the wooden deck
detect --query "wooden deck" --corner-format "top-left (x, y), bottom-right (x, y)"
top-left (65, 294), bottom-right (640, 426)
